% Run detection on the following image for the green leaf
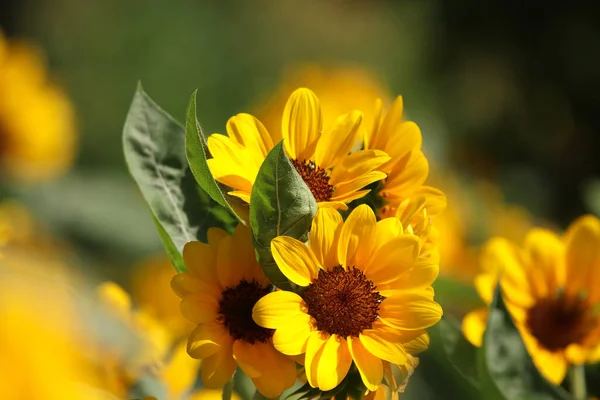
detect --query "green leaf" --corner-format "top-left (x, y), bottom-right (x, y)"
top-left (185, 90), bottom-right (243, 222)
top-left (438, 315), bottom-right (480, 387)
top-left (479, 284), bottom-right (572, 400)
top-left (249, 141), bottom-right (317, 290)
top-left (123, 84), bottom-right (235, 272)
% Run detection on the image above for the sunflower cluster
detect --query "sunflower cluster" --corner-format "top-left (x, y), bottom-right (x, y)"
top-left (161, 87), bottom-right (445, 398)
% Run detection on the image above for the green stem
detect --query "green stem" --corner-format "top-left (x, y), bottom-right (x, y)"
top-left (569, 364), bottom-right (587, 400)
top-left (222, 378), bottom-right (234, 400)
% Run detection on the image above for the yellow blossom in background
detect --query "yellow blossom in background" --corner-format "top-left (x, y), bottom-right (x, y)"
top-left (256, 65), bottom-right (391, 146)
top-left (252, 205), bottom-right (441, 392)
top-left (95, 281), bottom-right (202, 399)
top-left (131, 255), bottom-right (195, 338)
top-left (171, 224), bottom-right (297, 398)
top-left (207, 87), bottom-right (390, 209)
top-left (462, 215), bottom-right (600, 384)
top-left (0, 31), bottom-right (76, 182)
top-left (0, 248), bottom-right (109, 399)
top-left (434, 177), bottom-right (535, 282)
top-left (363, 96), bottom-right (446, 220)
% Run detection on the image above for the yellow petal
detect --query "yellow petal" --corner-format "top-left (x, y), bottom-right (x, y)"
top-left (413, 186), bottom-right (447, 217)
top-left (337, 204), bottom-right (377, 268)
top-left (180, 293), bottom-right (219, 324)
top-left (363, 98), bottom-right (383, 150)
top-left (183, 241), bottom-right (220, 287)
top-left (271, 236), bottom-right (321, 286)
top-left (201, 346), bottom-right (237, 389)
top-left (369, 96), bottom-right (404, 151)
top-left (364, 235), bottom-right (420, 283)
top-left (481, 238), bottom-right (534, 308)
top-left (187, 321), bottom-right (231, 359)
top-left (317, 200), bottom-right (350, 210)
top-left (232, 340), bottom-right (264, 378)
top-left (314, 110), bottom-right (362, 170)
top-left (207, 134), bottom-right (260, 180)
top-left (461, 308), bottom-right (488, 348)
top-left (378, 291), bottom-right (443, 330)
top-left (526, 338), bottom-right (567, 385)
top-left (382, 258), bottom-right (439, 292)
top-left (331, 171), bottom-right (387, 199)
top-left (383, 150), bottom-right (428, 197)
top-left (217, 235), bottom-right (241, 288)
top-left (228, 190), bottom-right (251, 204)
top-left (282, 88), bottom-right (322, 161)
top-left (348, 336), bottom-right (383, 391)
top-left (251, 342), bottom-right (298, 398)
top-left (305, 331), bottom-right (329, 388)
top-left (474, 273), bottom-right (496, 305)
top-left (206, 157), bottom-right (254, 194)
top-left (252, 290), bottom-right (306, 329)
top-left (523, 228), bottom-right (564, 299)
top-left (403, 331), bottom-right (430, 354)
top-left (317, 335), bottom-right (353, 391)
top-left (226, 113), bottom-right (273, 158)
top-left (272, 312), bottom-right (314, 355)
top-left (326, 190), bottom-right (370, 205)
top-left (563, 215), bottom-right (600, 300)
top-left (309, 208), bottom-right (343, 268)
top-left (329, 149), bottom-right (390, 186)
top-left (171, 272), bottom-right (221, 300)
top-left (359, 329), bottom-right (408, 365)
top-left (378, 119), bottom-right (423, 160)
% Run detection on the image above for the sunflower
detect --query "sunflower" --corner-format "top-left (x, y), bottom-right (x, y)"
top-left (0, 31), bottom-right (76, 182)
top-left (207, 88), bottom-right (390, 209)
top-left (170, 224), bottom-right (297, 398)
top-left (252, 205), bottom-right (442, 392)
top-left (462, 215), bottom-right (600, 384)
top-left (362, 96), bottom-right (446, 219)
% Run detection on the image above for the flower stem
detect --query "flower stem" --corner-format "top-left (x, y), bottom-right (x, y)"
top-left (569, 364), bottom-right (587, 400)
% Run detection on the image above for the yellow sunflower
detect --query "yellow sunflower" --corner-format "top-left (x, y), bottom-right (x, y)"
top-left (207, 87), bottom-right (390, 209)
top-left (252, 205), bottom-right (442, 392)
top-left (363, 96), bottom-right (446, 219)
top-left (462, 215), bottom-right (600, 384)
top-left (0, 31), bottom-right (76, 182)
top-left (170, 224), bottom-right (297, 398)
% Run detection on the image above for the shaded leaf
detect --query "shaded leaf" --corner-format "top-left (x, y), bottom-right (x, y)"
top-left (479, 284), bottom-right (572, 400)
top-left (249, 141), bottom-right (317, 290)
top-left (185, 90), bottom-right (243, 222)
top-left (438, 315), bottom-right (480, 387)
top-left (123, 84), bottom-right (235, 272)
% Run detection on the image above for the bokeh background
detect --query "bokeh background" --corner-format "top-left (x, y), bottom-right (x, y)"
top-left (1, 1), bottom-right (600, 399)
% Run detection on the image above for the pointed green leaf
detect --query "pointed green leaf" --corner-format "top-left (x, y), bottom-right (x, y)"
top-left (438, 315), bottom-right (480, 387)
top-left (249, 141), bottom-right (317, 290)
top-left (123, 84), bottom-right (235, 272)
top-left (479, 284), bottom-right (572, 400)
top-left (185, 90), bottom-right (243, 222)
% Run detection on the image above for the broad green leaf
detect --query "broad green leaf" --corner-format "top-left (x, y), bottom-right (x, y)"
top-left (479, 284), bottom-right (572, 400)
top-left (438, 315), bottom-right (480, 388)
top-left (123, 84), bottom-right (235, 272)
top-left (249, 141), bottom-right (317, 290)
top-left (185, 90), bottom-right (243, 223)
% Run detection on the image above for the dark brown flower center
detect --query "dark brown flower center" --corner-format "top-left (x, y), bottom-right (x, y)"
top-left (302, 265), bottom-right (384, 337)
top-left (218, 280), bottom-right (274, 344)
top-left (291, 159), bottom-right (334, 202)
top-left (526, 294), bottom-right (596, 351)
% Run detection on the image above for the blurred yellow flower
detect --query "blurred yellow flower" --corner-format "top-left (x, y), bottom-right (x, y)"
top-left (434, 178), bottom-right (534, 282)
top-left (462, 215), bottom-right (600, 384)
top-left (0, 31), bottom-right (76, 182)
top-left (252, 205), bottom-right (441, 392)
top-left (131, 255), bottom-right (195, 338)
top-left (95, 281), bottom-right (202, 399)
top-left (207, 87), bottom-right (390, 209)
top-left (364, 96), bottom-right (446, 220)
top-left (0, 257), bottom-right (104, 398)
top-left (171, 224), bottom-right (297, 397)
